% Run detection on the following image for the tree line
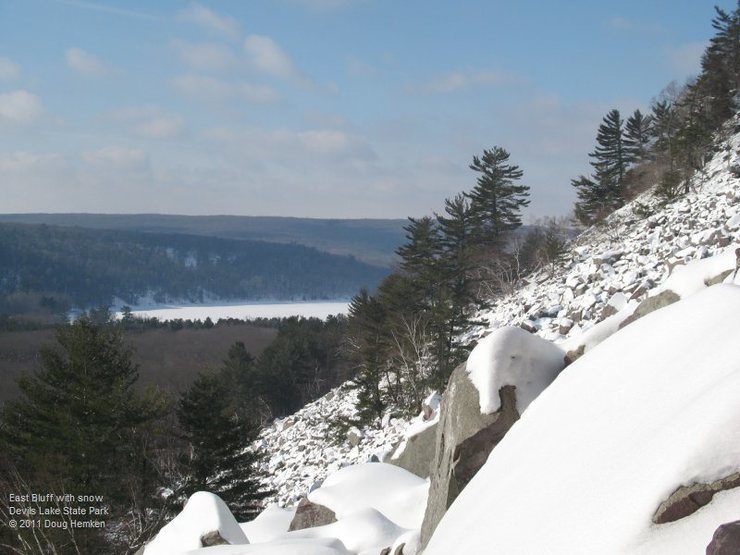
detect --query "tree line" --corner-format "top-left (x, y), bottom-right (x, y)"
top-left (0, 314), bottom-right (348, 553)
top-left (573, 4), bottom-right (740, 224)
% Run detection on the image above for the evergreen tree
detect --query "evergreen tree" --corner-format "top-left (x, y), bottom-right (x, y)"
top-left (623, 109), bottom-right (653, 164)
top-left (466, 147), bottom-right (530, 249)
top-left (178, 370), bottom-right (268, 521)
top-left (651, 100), bottom-right (678, 170)
top-left (572, 109), bottom-right (627, 224)
top-left (345, 289), bottom-right (390, 424)
top-left (0, 318), bottom-right (169, 552)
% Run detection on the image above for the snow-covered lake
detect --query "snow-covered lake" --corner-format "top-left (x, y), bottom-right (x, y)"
top-left (116, 301), bottom-right (350, 322)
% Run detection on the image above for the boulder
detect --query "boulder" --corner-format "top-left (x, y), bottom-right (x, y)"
top-left (389, 420), bottom-right (438, 479)
top-left (707, 520), bottom-right (740, 554)
top-left (200, 530), bottom-right (230, 547)
top-left (418, 362), bottom-right (520, 548)
top-left (653, 472), bottom-right (740, 524)
top-left (619, 289), bottom-right (680, 329)
top-left (288, 497), bottom-right (337, 531)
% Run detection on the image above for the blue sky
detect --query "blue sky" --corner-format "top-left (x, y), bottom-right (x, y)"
top-left (0, 0), bottom-right (731, 219)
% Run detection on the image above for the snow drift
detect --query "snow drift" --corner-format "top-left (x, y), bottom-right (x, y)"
top-left (425, 284), bottom-right (740, 554)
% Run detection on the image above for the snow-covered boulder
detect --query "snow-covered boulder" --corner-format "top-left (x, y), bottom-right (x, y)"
top-left (144, 492), bottom-right (248, 554)
top-left (390, 391), bottom-right (442, 479)
top-left (419, 328), bottom-right (565, 547)
top-left (240, 504), bottom-right (296, 543)
top-left (307, 463), bottom-right (428, 531)
top-left (425, 284), bottom-right (740, 555)
top-left (288, 497), bottom-right (337, 532)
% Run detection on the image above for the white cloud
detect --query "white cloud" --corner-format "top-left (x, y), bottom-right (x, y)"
top-left (0, 151), bottom-right (64, 173)
top-left (133, 115), bottom-right (185, 139)
top-left (172, 40), bottom-right (237, 72)
top-left (287, 0), bottom-right (354, 9)
top-left (177, 2), bottom-right (240, 40)
top-left (0, 56), bottom-right (20, 80)
top-left (65, 47), bottom-right (110, 75)
top-left (172, 73), bottom-right (278, 103)
top-left (609, 16), bottom-right (634, 31)
top-left (668, 41), bottom-right (706, 77)
top-left (0, 90), bottom-right (43, 125)
top-left (412, 69), bottom-right (514, 94)
top-left (244, 35), bottom-right (300, 80)
top-left (82, 146), bottom-right (149, 170)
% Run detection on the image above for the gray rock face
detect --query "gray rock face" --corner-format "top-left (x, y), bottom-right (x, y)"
top-left (200, 530), bottom-right (230, 547)
top-left (619, 289), bottom-right (680, 329)
top-left (389, 420), bottom-right (438, 479)
top-left (288, 497), bottom-right (337, 531)
top-left (707, 520), bottom-right (740, 554)
top-left (653, 472), bottom-right (740, 524)
top-left (419, 363), bottom-right (520, 548)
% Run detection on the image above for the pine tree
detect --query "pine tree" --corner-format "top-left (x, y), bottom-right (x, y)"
top-left (0, 318), bottom-right (169, 552)
top-left (651, 100), bottom-right (678, 170)
top-left (466, 147), bottom-right (530, 249)
top-left (623, 109), bottom-right (653, 164)
top-left (345, 289), bottom-right (390, 424)
top-left (178, 370), bottom-right (268, 521)
top-left (572, 109), bottom-right (627, 224)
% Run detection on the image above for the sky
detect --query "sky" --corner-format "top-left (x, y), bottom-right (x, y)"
top-left (0, 0), bottom-right (732, 220)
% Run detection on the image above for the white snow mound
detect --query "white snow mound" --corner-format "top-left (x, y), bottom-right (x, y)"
top-left (466, 326), bottom-right (565, 414)
top-left (180, 537), bottom-right (348, 555)
top-left (144, 491), bottom-right (248, 554)
top-left (308, 463), bottom-right (428, 530)
top-left (240, 504), bottom-right (296, 544)
top-left (426, 284), bottom-right (740, 555)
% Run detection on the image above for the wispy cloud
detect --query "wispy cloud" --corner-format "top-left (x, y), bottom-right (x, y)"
top-left (110, 105), bottom-right (186, 139)
top-left (82, 146), bottom-right (150, 171)
top-left (53, 0), bottom-right (160, 21)
top-left (0, 56), bottom-right (20, 80)
top-left (286, 0), bottom-right (358, 9)
top-left (244, 35), bottom-right (302, 80)
top-left (410, 69), bottom-right (515, 94)
top-left (177, 2), bottom-right (240, 40)
top-left (65, 47), bottom-right (111, 75)
top-left (171, 40), bottom-right (238, 72)
top-left (172, 73), bottom-right (279, 104)
top-left (0, 90), bottom-right (43, 125)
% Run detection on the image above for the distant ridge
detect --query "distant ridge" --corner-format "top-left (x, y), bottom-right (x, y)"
top-left (0, 213), bottom-right (408, 268)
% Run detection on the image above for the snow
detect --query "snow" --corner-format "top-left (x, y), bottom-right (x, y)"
top-left (307, 463), bottom-right (428, 530)
top-left (144, 492), bottom-right (249, 554)
top-left (239, 504), bottom-right (296, 543)
top-left (658, 243), bottom-right (739, 298)
top-left (115, 301), bottom-right (350, 322)
top-left (179, 538), bottom-right (349, 555)
top-left (425, 284), bottom-right (740, 555)
top-left (285, 508), bottom-right (406, 554)
top-left (465, 326), bottom-right (565, 414)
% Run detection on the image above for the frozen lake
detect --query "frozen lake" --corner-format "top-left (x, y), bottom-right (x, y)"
top-left (116, 301), bottom-right (350, 322)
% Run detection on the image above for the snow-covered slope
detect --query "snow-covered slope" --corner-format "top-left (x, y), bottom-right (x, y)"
top-left (424, 283), bottom-right (740, 555)
top-left (256, 121), bottom-right (740, 509)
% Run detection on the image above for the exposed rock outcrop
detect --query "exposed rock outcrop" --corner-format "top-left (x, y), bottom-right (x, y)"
top-left (389, 421), bottom-right (438, 479)
top-left (200, 531), bottom-right (229, 547)
top-left (288, 497), bottom-right (337, 531)
top-left (418, 362), bottom-right (520, 548)
top-left (707, 520), bottom-right (740, 554)
top-left (653, 472), bottom-right (740, 524)
top-left (619, 289), bottom-right (680, 329)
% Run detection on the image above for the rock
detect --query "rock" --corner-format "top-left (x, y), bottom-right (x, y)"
top-left (347, 427), bottom-right (363, 447)
top-left (288, 497), bottom-right (337, 531)
top-left (564, 344), bottom-right (585, 366)
top-left (558, 318), bottom-right (574, 335)
top-left (600, 304), bottom-right (618, 320)
top-left (706, 520), bottom-right (740, 554)
top-left (390, 419), bottom-right (438, 479)
top-left (520, 320), bottom-right (537, 333)
top-left (200, 531), bottom-right (230, 547)
top-left (380, 548), bottom-right (392, 555)
top-left (652, 472), bottom-right (740, 524)
top-left (705, 269), bottom-right (734, 286)
top-left (620, 290), bottom-right (680, 330)
top-left (394, 544), bottom-right (405, 555)
top-left (419, 363), bottom-right (520, 548)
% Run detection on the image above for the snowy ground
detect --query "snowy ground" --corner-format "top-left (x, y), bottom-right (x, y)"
top-left (256, 123), bottom-right (740, 509)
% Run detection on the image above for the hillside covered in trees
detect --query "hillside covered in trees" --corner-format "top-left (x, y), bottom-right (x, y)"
top-left (0, 222), bottom-right (389, 310)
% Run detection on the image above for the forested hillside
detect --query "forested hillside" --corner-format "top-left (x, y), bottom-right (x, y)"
top-left (0, 223), bottom-right (389, 308)
top-left (0, 214), bottom-right (407, 267)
